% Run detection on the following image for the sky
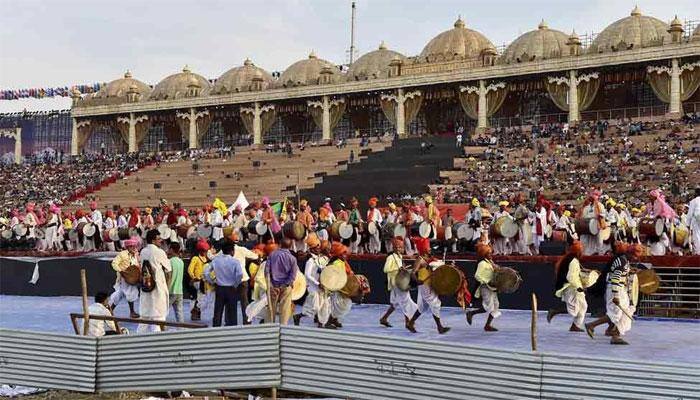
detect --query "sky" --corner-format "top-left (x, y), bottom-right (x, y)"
top-left (0, 0), bottom-right (697, 112)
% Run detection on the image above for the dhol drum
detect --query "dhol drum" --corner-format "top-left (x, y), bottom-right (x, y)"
top-left (418, 221), bottom-right (433, 238)
top-left (636, 269), bottom-right (660, 295)
top-left (82, 223), bottom-right (97, 239)
top-left (395, 268), bottom-right (412, 291)
top-left (319, 262), bottom-right (347, 291)
top-left (490, 216), bottom-right (518, 238)
top-left (430, 263), bottom-right (464, 296)
top-left (282, 221), bottom-right (306, 241)
top-left (102, 228), bottom-right (116, 243)
top-left (381, 222), bottom-right (406, 239)
top-left (177, 225), bottom-right (196, 239)
top-left (338, 222), bottom-right (355, 240)
top-left (491, 266), bottom-right (522, 294)
top-left (638, 218), bottom-right (665, 240)
top-left (196, 224), bottom-right (213, 239)
top-left (367, 221), bottom-right (379, 236)
top-left (574, 218), bottom-right (599, 236)
top-left (117, 227), bottom-right (131, 241)
top-left (551, 230), bottom-right (568, 242)
top-left (435, 225), bottom-right (451, 241)
top-left (1, 229), bottom-right (13, 240)
top-left (544, 224), bottom-right (553, 239)
top-left (291, 273), bottom-right (307, 301)
top-left (329, 221), bottom-right (344, 240)
top-left (452, 222), bottom-right (474, 241)
top-left (580, 269), bottom-right (600, 288)
top-left (120, 265), bottom-right (141, 286)
top-left (34, 228), bottom-right (45, 240)
top-left (157, 224), bottom-right (172, 240)
top-left (75, 222), bottom-right (87, 239)
top-left (672, 226), bottom-right (690, 248)
top-left (339, 274), bottom-right (361, 299)
top-left (13, 223), bottom-right (28, 238)
top-left (599, 226), bottom-right (612, 243)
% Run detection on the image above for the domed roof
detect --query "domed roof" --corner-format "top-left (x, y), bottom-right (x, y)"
top-left (589, 6), bottom-right (671, 54)
top-left (420, 17), bottom-right (496, 62)
top-left (346, 42), bottom-right (406, 80)
top-left (93, 70), bottom-right (152, 101)
top-left (149, 66), bottom-right (212, 100)
top-left (500, 20), bottom-right (569, 64)
top-left (279, 51), bottom-right (341, 87)
top-left (212, 59), bottom-right (274, 94)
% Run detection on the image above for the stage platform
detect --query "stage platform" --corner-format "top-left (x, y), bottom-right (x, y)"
top-left (0, 295), bottom-right (698, 365)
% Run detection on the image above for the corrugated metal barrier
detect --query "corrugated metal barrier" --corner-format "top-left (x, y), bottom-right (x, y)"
top-left (541, 354), bottom-right (700, 400)
top-left (96, 324), bottom-right (280, 392)
top-left (280, 326), bottom-right (542, 400)
top-left (0, 328), bottom-right (96, 392)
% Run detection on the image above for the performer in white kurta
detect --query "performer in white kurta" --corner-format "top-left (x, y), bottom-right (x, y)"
top-left (23, 203), bottom-right (38, 239)
top-left (585, 244), bottom-right (642, 345)
top-left (89, 201), bottom-right (103, 249)
top-left (466, 242), bottom-right (500, 331)
top-left (109, 237), bottom-right (141, 318)
top-left (383, 203), bottom-right (399, 253)
top-left (579, 190), bottom-right (606, 256)
top-left (44, 204), bottom-right (62, 251)
top-left (687, 187), bottom-right (700, 255)
top-left (210, 200), bottom-right (226, 243)
top-left (406, 237), bottom-right (450, 334)
top-left (138, 230), bottom-right (172, 333)
top-left (366, 197), bottom-right (383, 254)
top-left (379, 237), bottom-right (418, 331)
top-left (245, 244), bottom-right (276, 323)
top-left (547, 241), bottom-right (594, 331)
top-left (102, 210), bottom-right (117, 251)
top-left (512, 199), bottom-right (532, 255)
top-left (327, 242), bottom-right (354, 328)
top-left (293, 235), bottom-right (330, 327)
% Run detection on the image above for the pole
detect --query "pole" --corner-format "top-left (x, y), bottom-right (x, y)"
top-left (530, 293), bottom-right (537, 352)
top-left (81, 269), bottom-right (90, 336)
top-left (349, 1), bottom-right (356, 64)
top-left (265, 267), bottom-right (275, 323)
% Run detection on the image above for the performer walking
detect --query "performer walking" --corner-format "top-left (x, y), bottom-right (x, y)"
top-left (187, 239), bottom-right (214, 321)
top-left (379, 237), bottom-right (418, 331)
top-left (585, 243), bottom-right (643, 344)
top-left (492, 201), bottom-right (512, 255)
top-left (328, 242), bottom-right (354, 328)
top-left (293, 234), bottom-right (330, 327)
top-left (108, 236), bottom-right (141, 318)
top-left (348, 197), bottom-right (363, 254)
top-left (547, 241), bottom-right (590, 332)
top-left (406, 237), bottom-right (450, 334)
top-left (138, 229), bottom-right (172, 333)
top-left (579, 189), bottom-right (606, 255)
top-left (466, 242), bottom-right (500, 331)
top-left (367, 197), bottom-right (383, 254)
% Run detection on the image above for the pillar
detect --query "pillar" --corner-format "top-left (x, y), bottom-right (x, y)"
top-left (477, 80), bottom-right (488, 130)
top-left (188, 108), bottom-right (198, 149)
top-left (669, 58), bottom-right (681, 118)
top-left (71, 117), bottom-right (79, 156)
top-left (396, 88), bottom-right (406, 138)
top-left (128, 112), bottom-right (137, 153)
top-left (253, 102), bottom-right (262, 146)
top-left (568, 70), bottom-right (580, 124)
top-left (13, 128), bottom-right (21, 165)
top-left (321, 95), bottom-right (331, 142)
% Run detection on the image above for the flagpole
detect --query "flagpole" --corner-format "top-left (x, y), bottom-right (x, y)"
top-left (297, 168), bottom-right (301, 208)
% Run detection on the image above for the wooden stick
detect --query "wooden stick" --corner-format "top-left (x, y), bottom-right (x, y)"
top-left (70, 313), bottom-right (206, 330)
top-left (80, 269), bottom-right (90, 336)
top-left (531, 292), bottom-right (538, 352)
top-left (265, 265), bottom-right (275, 323)
top-left (615, 301), bottom-right (634, 320)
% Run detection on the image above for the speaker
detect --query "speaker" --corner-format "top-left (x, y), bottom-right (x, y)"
top-left (252, 160), bottom-right (261, 168)
top-left (153, 183), bottom-right (162, 189)
top-left (539, 241), bottom-right (566, 256)
top-left (209, 181), bottom-right (217, 188)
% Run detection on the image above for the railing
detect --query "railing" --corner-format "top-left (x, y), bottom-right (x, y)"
top-left (69, 313), bottom-right (207, 335)
top-left (638, 267), bottom-right (700, 319)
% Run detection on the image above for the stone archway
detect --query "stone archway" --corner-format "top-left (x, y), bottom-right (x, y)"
top-left (0, 127), bottom-right (21, 164)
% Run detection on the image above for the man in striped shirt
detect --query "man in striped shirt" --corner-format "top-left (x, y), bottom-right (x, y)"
top-left (585, 243), bottom-right (643, 344)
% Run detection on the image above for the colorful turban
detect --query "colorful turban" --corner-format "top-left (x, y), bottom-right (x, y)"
top-left (424, 195), bottom-right (433, 204)
top-left (299, 199), bottom-right (308, 207)
top-left (213, 198), bottom-right (227, 214)
top-left (331, 242), bottom-right (348, 258)
top-left (563, 210), bottom-right (571, 217)
top-left (368, 197), bottom-right (378, 207)
top-left (305, 233), bottom-right (321, 249)
top-left (388, 202), bottom-right (397, 211)
top-left (195, 239), bottom-right (210, 253)
top-left (25, 203), bottom-right (35, 212)
top-left (475, 242), bottom-right (492, 259)
top-left (471, 198), bottom-right (480, 207)
top-left (49, 204), bottom-right (60, 214)
top-left (569, 240), bottom-right (583, 255)
top-left (498, 201), bottom-right (509, 207)
top-left (123, 236), bottom-right (141, 248)
top-left (261, 197), bottom-right (270, 206)
top-left (264, 242), bottom-right (278, 255)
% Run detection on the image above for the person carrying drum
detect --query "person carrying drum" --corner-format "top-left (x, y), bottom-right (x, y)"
top-left (492, 201), bottom-right (512, 255)
top-left (424, 195), bottom-right (440, 240)
top-left (585, 243), bottom-right (643, 345)
top-left (379, 237), bottom-right (418, 331)
top-left (366, 197), bottom-right (383, 254)
top-left (293, 234), bottom-right (331, 327)
top-left (24, 203), bottom-right (38, 240)
top-left (467, 198), bottom-right (483, 244)
top-left (384, 203), bottom-right (399, 253)
top-left (187, 239), bottom-right (214, 321)
top-left (547, 240), bottom-right (590, 332)
top-left (45, 204), bottom-right (62, 252)
top-left (348, 197), bottom-right (363, 254)
top-left (327, 242), bottom-right (354, 328)
top-left (579, 189), bottom-right (606, 256)
top-left (406, 237), bottom-right (450, 334)
top-left (109, 236), bottom-right (141, 319)
top-left (295, 199), bottom-right (314, 252)
top-left (466, 242), bottom-right (500, 331)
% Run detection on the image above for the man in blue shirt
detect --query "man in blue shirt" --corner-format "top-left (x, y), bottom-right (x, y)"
top-left (204, 240), bottom-right (244, 326)
top-left (266, 238), bottom-right (298, 324)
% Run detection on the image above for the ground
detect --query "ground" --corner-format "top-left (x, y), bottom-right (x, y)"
top-left (1, 295), bottom-right (698, 365)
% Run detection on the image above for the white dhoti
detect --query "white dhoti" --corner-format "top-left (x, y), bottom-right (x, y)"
top-left (330, 292), bottom-right (352, 322)
top-left (561, 287), bottom-right (587, 328)
top-left (302, 289), bottom-right (330, 324)
top-left (192, 281), bottom-right (214, 317)
top-left (137, 288), bottom-right (169, 333)
top-left (417, 284), bottom-right (441, 318)
top-left (389, 287), bottom-right (418, 318)
top-left (478, 285), bottom-right (501, 318)
top-left (580, 234), bottom-right (602, 256)
top-left (369, 231), bottom-right (381, 254)
top-left (606, 286), bottom-right (634, 336)
top-left (246, 295), bottom-right (269, 323)
top-left (110, 279), bottom-right (140, 306)
top-left (691, 226), bottom-right (700, 255)
top-left (492, 237), bottom-right (510, 255)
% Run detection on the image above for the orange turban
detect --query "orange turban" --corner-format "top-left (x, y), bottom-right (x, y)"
top-left (306, 233), bottom-right (321, 248)
top-left (320, 240), bottom-right (331, 253)
top-left (569, 240), bottom-right (583, 256)
top-left (331, 242), bottom-right (348, 258)
top-left (368, 197), bottom-right (378, 207)
top-left (476, 242), bottom-right (492, 259)
top-left (264, 243), bottom-right (278, 255)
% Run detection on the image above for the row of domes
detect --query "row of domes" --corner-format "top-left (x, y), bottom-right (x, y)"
top-left (91, 7), bottom-right (699, 103)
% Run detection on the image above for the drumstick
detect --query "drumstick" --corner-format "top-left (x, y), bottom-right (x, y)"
top-left (614, 301), bottom-right (634, 320)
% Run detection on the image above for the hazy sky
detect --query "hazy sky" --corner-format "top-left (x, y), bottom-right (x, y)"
top-left (0, 0), bottom-right (697, 112)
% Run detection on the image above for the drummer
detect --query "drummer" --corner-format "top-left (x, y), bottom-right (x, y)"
top-left (316, 204), bottom-right (332, 242)
top-left (366, 197), bottom-right (382, 254)
top-left (245, 243), bottom-right (277, 323)
top-left (294, 199), bottom-right (314, 252)
top-left (380, 236), bottom-right (418, 332)
top-left (406, 237), bottom-right (450, 334)
top-left (423, 194), bottom-right (440, 240)
top-left (103, 210), bottom-right (117, 251)
top-left (327, 242), bottom-right (354, 328)
top-left (142, 207), bottom-right (155, 231)
top-left (441, 208), bottom-right (456, 253)
top-left (467, 198), bottom-right (483, 244)
top-left (187, 239), bottom-right (214, 321)
top-left (547, 241), bottom-right (590, 332)
top-left (43, 204), bottom-right (61, 251)
top-left (348, 197), bottom-right (363, 254)
top-left (108, 236), bottom-right (141, 319)
top-left (89, 201), bottom-right (103, 249)
top-left (492, 201), bottom-right (512, 255)
top-left (466, 242), bottom-right (500, 332)
top-left (211, 198), bottom-right (227, 248)
top-left (24, 202), bottom-right (38, 240)
top-left (399, 203), bottom-right (417, 256)
top-left (384, 202), bottom-right (399, 253)
top-left (293, 234), bottom-right (331, 327)
top-left (579, 189), bottom-right (606, 256)
top-left (585, 243), bottom-right (643, 345)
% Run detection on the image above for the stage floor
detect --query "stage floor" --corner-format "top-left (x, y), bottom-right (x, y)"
top-left (1, 295), bottom-right (698, 365)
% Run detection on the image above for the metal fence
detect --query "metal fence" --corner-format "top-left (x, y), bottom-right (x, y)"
top-left (0, 329), bottom-right (96, 392)
top-left (96, 324), bottom-right (280, 392)
top-left (280, 326), bottom-right (542, 400)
